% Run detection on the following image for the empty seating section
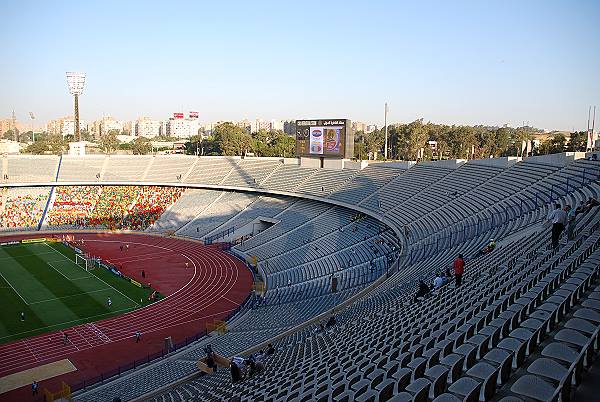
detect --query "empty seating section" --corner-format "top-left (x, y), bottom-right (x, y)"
top-left (185, 158), bottom-right (238, 185)
top-left (147, 189), bottom-right (223, 232)
top-left (329, 164), bottom-right (402, 205)
top-left (223, 159), bottom-right (282, 187)
top-left (260, 164), bottom-right (317, 191)
top-left (143, 156), bottom-right (197, 182)
top-left (102, 156), bottom-right (152, 181)
top-left (58, 156), bottom-right (106, 181)
top-left (295, 168), bottom-right (358, 196)
top-left (360, 165), bottom-right (453, 212)
top-left (202, 196), bottom-right (293, 239)
top-left (140, 197), bottom-right (600, 402)
top-left (175, 192), bottom-right (257, 238)
top-left (234, 199), bottom-right (331, 252)
top-left (6, 155), bottom-right (58, 182)
top-left (0, 187), bottom-right (49, 231)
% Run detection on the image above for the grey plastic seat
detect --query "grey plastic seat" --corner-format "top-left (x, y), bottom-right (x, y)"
top-left (424, 365), bottom-right (448, 399)
top-left (497, 338), bottom-right (527, 368)
top-left (554, 328), bottom-right (590, 348)
top-left (526, 357), bottom-right (568, 382)
top-left (541, 342), bottom-right (580, 365)
top-left (432, 393), bottom-right (462, 402)
top-left (564, 318), bottom-right (597, 335)
top-left (573, 308), bottom-right (600, 323)
top-left (510, 374), bottom-right (556, 401)
top-left (405, 377), bottom-right (431, 401)
top-left (448, 377), bottom-right (482, 402)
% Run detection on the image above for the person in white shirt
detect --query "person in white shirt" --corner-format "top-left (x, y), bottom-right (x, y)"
top-left (547, 203), bottom-right (567, 249)
top-left (433, 273), bottom-right (445, 289)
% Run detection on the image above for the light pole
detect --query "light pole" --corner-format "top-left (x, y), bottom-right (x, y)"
top-left (28, 112), bottom-right (35, 142)
top-left (384, 102), bottom-right (389, 159)
top-left (66, 72), bottom-right (86, 142)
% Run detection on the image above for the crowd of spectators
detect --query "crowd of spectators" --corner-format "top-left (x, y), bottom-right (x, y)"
top-left (47, 186), bottom-right (184, 230)
top-left (0, 190), bottom-right (48, 229)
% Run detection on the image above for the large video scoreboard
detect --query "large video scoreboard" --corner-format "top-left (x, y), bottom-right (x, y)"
top-left (296, 119), bottom-right (354, 159)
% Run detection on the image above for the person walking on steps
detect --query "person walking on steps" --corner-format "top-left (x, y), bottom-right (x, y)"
top-left (453, 254), bottom-right (465, 287)
top-left (548, 203), bottom-right (567, 249)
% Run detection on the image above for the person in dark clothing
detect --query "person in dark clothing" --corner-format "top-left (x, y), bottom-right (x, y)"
top-left (326, 315), bottom-right (336, 327)
top-left (453, 254), bottom-right (465, 287)
top-left (204, 344), bottom-right (217, 372)
top-left (230, 361), bottom-right (242, 382)
top-left (413, 280), bottom-right (430, 303)
top-left (548, 203), bottom-right (567, 249)
top-left (32, 381), bottom-right (38, 395)
top-left (266, 343), bottom-right (275, 355)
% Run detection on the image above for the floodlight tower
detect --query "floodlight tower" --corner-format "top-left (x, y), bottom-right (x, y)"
top-left (66, 72), bottom-right (86, 141)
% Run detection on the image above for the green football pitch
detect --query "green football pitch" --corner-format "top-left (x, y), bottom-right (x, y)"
top-left (0, 241), bottom-right (157, 345)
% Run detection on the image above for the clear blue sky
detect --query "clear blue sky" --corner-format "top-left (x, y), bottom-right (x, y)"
top-left (2, 0), bottom-right (599, 131)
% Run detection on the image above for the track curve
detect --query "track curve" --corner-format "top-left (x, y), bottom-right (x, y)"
top-left (0, 232), bottom-right (253, 402)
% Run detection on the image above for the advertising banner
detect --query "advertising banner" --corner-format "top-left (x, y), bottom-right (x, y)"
top-left (130, 279), bottom-right (143, 288)
top-left (324, 127), bottom-right (342, 153)
top-left (0, 241), bottom-right (20, 246)
top-left (22, 238), bottom-right (46, 244)
top-left (296, 119), bottom-right (352, 158)
top-left (309, 127), bottom-right (325, 155)
top-left (173, 112), bottom-right (184, 119)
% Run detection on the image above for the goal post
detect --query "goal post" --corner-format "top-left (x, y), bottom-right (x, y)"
top-left (75, 254), bottom-right (89, 272)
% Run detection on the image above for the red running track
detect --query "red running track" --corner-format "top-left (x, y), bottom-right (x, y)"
top-left (0, 233), bottom-right (253, 402)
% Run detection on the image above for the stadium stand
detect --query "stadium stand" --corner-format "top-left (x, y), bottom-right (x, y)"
top-left (58, 155), bottom-right (106, 181)
top-left (0, 187), bottom-right (50, 231)
top-left (102, 156), bottom-right (153, 182)
top-left (147, 188), bottom-right (223, 233)
top-left (6, 155), bottom-right (59, 182)
top-left (175, 191), bottom-right (258, 239)
top-left (44, 185), bottom-right (183, 230)
top-left (143, 155), bottom-right (197, 182)
top-left (3, 153), bottom-right (600, 402)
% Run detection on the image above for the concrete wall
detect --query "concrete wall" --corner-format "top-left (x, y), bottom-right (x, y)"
top-left (323, 158), bottom-right (344, 170)
top-left (283, 157), bottom-right (300, 165)
top-left (342, 160), bottom-right (368, 170)
top-left (367, 161), bottom-right (414, 170)
top-left (419, 159), bottom-right (467, 169)
top-left (469, 157), bottom-right (520, 168)
top-left (522, 152), bottom-right (586, 167)
top-left (300, 157), bottom-right (321, 169)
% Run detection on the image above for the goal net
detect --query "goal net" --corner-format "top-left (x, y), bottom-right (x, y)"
top-left (75, 254), bottom-right (90, 272)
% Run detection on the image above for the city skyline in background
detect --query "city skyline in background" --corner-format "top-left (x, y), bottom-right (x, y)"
top-left (2, 0), bottom-right (599, 132)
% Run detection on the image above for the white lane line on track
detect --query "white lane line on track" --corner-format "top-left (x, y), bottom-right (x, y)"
top-left (73, 326), bottom-right (94, 348)
top-left (22, 340), bottom-right (39, 362)
top-left (0, 307), bottom-right (135, 342)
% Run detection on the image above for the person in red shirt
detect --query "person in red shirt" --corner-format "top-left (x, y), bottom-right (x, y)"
top-left (453, 254), bottom-right (465, 287)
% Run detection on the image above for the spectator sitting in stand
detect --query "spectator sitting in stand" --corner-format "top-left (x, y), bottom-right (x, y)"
top-left (585, 197), bottom-right (600, 212)
top-left (433, 273), bottom-right (445, 290)
top-left (413, 280), bottom-right (431, 303)
top-left (444, 267), bottom-right (452, 281)
top-left (576, 201), bottom-right (586, 215)
top-left (481, 238), bottom-right (497, 254)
